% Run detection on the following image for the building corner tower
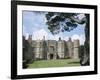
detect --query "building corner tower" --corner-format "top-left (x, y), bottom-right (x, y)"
top-left (73, 39), bottom-right (80, 59)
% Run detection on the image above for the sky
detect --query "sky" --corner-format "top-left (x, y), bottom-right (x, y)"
top-left (23, 11), bottom-right (85, 45)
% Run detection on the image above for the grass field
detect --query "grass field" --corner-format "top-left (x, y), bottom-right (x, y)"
top-left (27, 59), bottom-right (80, 68)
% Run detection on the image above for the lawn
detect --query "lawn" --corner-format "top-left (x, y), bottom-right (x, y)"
top-left (27, 59), bottom-right (80, 68)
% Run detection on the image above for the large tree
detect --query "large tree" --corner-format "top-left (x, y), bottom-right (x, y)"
top-left (45, 12), bottom-right (89, 66)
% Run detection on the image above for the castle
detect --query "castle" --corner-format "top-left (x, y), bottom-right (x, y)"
top-left (23, 35), bottom-right (80, 62)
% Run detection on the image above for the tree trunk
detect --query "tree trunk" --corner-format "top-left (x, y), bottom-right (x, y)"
top-left (81, 14), bottom-right (90, 66)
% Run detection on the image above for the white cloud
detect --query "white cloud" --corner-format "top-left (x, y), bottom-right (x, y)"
top-left (47, 33), bottom-right (67, 41)
top-left (24, 25), bottom-right (85, 45)
top-left (71, 34), bottom-right (85, 45)
top-left (25, 33), bottom-right (29, 40)
top-left (27, 28), bottom-right (85, 45)
top-left (32, 29), bottom-right (62, 41)
top-left (30, 23), bottom-right (85, 45)
top-left (23, 25), bottom-right (29, 40)
top-left (23, 32), bottom-right (29, 40)
top-left (53, 35), bottom-right (60, 41)
top-left (32, 29), bottom-right (48, 40)
top-left (63, 36), bottom-right (69, 41)
top-left (71, 34), bottom-right (80, 40)
top-left (47, 34), bottom-right (57, 40)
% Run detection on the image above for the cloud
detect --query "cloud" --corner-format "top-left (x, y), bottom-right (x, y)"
top-left (71, 34), bottom-right (85, 45)
top-left (25, 27), bottom-right (85, 45)
top-left (24, 24), bottom-right (85, 45)
top-left (23, 32), bottom-right (29, 40)
top-left (23, 25), bottom-right (29, 40)
top-left (71, 34), bottom-right (80, 40)
top-left (23, 11), bottom-right (85, 44)
top-left (32, 29), bottom-right (62, 41)
top-left (32, 29), bottom-right (48, 40)
top-left (63, 36), bottom-right (69, 41)
top-left (47, 34), bottom-right (55, 40)
top-left (25, 33), bottom-right (29, 40)
top-left (23, 11), bottom-right (47, 34)
top-left (47, 34), bottom-right (60, 41)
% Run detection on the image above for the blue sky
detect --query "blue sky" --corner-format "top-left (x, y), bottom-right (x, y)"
top-left (23, 11), bottom-right (85, 45)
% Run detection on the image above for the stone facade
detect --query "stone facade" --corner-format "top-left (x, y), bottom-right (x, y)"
top-left (73, 40), bottom-right (80, 59)
top-left (23, 35), bottom-right (80, 60)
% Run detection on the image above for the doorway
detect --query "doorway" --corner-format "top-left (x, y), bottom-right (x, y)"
top-left (50, 54), bottom-right (53, 59)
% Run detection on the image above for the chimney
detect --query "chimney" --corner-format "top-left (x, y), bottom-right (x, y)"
top-left (68, 37), bottom-right (72, 42)
top-left (43, 36), bottom-right (45, 40)
top-left (59, 37), bottom-right (61, 41)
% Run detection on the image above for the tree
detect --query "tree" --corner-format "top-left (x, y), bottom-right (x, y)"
top-left (45, 12), bottom-right (89, 66)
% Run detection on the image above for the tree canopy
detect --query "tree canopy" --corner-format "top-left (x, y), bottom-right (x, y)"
top-left (45, 12), bottom-right (87, 35)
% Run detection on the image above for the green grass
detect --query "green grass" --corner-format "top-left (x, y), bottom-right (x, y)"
top-left (27, 59), bottom-right (80, 68)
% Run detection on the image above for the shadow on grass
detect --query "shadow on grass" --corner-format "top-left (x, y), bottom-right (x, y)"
top-left (68, 62), bottom-right (80, 64)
